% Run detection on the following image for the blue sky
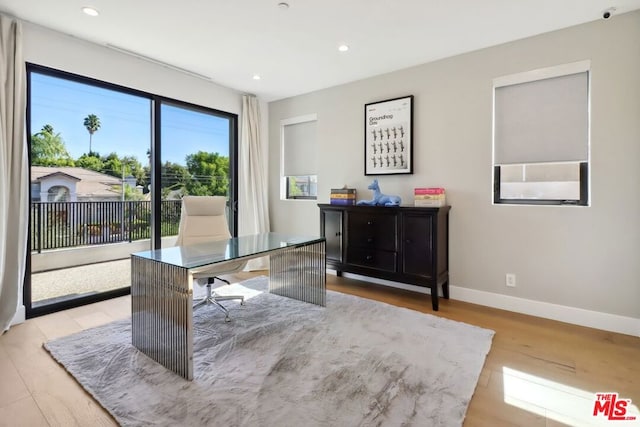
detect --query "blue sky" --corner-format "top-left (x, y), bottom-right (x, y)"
top-left (30, 72), bottom-right (230, 166)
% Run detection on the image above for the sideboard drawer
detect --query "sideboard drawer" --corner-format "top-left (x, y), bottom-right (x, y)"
top-left (348, 212), bottom-right (397, 251)
top-left (346, 247), bottom-right (397, 272)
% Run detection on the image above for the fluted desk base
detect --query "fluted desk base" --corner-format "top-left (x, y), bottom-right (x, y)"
top-left (131, 237), bottom-right (326, 380)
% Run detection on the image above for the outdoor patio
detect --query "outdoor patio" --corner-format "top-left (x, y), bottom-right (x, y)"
top-left (31, 258), bottom-right (131, 304)
top-left (28, 199), bottom-right (184, 306)
top-left (31, 257), bottom-right (231, 306)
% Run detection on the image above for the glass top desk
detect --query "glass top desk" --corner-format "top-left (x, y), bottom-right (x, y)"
top-left (131, 232), bottom-right (326, 380)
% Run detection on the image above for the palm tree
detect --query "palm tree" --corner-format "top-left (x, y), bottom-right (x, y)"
top-left (42, 124), bottom-right (54, 135)
top-left (83, 114), bottom-right (101, 154)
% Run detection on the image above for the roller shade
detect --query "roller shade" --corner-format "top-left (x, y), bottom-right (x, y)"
top-left (283, 119), bottom-right (317, 176)
top-left (494, 71), bottom-right (588, 165)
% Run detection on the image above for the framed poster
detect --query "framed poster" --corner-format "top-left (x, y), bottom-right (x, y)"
top-left (364, 95), bottom-right (413, 175)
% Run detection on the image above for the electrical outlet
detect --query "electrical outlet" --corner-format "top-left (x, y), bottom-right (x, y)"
top-left (506, 273), bottom-right (516, 287)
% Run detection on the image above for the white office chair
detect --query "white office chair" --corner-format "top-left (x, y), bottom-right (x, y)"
top-left (175, 196), bottom-right (246, 322)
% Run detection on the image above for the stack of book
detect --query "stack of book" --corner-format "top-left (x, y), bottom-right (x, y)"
top-left (330, 188), bottom-right (357, 206)
top-left (414, 187), bottom-right (446, 207)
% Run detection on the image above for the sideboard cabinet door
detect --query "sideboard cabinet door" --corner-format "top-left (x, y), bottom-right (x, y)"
top-left (401, 213), bottom-right (434, 278)
top-left (320, 208), bottom-right (344, 266)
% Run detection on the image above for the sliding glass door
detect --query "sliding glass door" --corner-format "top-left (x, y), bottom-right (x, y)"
top-left (25, 64), bottom-right (238, 317)
top-left (27, 67), bottom-right (152, 314)
top-left (158, 101), bottom-right (237, 246)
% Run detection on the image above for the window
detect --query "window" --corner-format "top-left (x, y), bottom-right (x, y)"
top-left (493, 61), bottom-right (590, 206)
top-left (281, 114), bottom-right (317, 200)
top-left (47, 185), bottom-right (70, 202)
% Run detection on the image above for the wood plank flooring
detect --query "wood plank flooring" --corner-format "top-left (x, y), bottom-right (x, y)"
top-left (1, 271), bottom-right (638, 427)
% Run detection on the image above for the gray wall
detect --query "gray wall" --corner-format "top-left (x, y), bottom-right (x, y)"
top-left (269, 12), bottom-right (640, 319)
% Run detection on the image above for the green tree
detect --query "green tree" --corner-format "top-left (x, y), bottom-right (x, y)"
top-left (288, 178), bottom-right (302, 197)
top-left (76, 153), bottom-right (104, 172)
top-left (121, 182), bottom-right (145, 201)
top-left (139, 164), bottom-right (151, 194)
top-left (184, 151), bottom-right (229, 196)
top-left (122, 155), bottom-right (146, 187)
top-left (161, 161), bottom-right (190, 196)
top-left (94, 152), bottom-right (145, 184)
top-left (139, 149), bottom-right (152, 193)
top-left (102, 152), bottom-right (123, 178)
top-left (30, 124), bottom-right (75, 166)
top-left (83, 114), bottom-right (101, 154)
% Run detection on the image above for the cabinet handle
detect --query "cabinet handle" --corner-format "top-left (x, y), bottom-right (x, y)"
top-left (336, 232), bottom-right (341, 237)
top-left (367, 220), bottom-right (373, 226)
top-left (366, 255), bottom-right (373, 261)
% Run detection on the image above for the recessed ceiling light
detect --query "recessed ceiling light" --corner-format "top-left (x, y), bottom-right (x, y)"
top-left (338, 44), bottom-right (349, 52)
top-left (277, 2), bottom-right (290, 10)
top-left (252, 74), bottom-right (261, 80)
top-left (81, 6), bottom-right (99, 17)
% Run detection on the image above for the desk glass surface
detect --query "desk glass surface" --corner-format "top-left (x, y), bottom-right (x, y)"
top-left (132, 232), bottom-right (324, 269)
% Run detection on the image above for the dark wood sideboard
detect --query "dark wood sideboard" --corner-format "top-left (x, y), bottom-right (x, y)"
top-left (318, 204), bottom-right (450, 310)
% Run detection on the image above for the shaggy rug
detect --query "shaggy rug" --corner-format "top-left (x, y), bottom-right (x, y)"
top-left (44, 276), bottom-right (494, 427)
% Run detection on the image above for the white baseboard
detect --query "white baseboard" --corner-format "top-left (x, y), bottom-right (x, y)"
top-left (11, 304), bottom-right (25, 326)
top-left (451, 286), bottom-right (640, 338)
top-left (330, 271), bottom-right (640, 337)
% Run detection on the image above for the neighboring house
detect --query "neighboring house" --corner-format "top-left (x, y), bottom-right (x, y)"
top-left (31, 166), bottom-right (136, 202)
top-left (30, 167), bottom-right (141, 240)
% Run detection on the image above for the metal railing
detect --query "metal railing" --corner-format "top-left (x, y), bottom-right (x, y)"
top-left (30, 200), bottom-right (182, 253)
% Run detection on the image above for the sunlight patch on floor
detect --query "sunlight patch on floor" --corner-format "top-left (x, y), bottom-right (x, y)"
top-left (210, 282), bottom-right (264, 301)
top-left (502, 367), bottom-right (640, 427)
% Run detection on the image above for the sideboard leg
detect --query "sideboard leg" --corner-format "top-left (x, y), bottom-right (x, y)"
top-left (431, 284), bottom-right (439, 311)
top-left (442, 280), bottom-right (450, 299)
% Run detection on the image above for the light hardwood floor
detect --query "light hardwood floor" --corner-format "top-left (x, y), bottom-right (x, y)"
top-left (1, 272), bottom-right (638, 427)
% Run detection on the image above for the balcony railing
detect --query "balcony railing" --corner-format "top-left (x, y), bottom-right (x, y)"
top-left (30, 200), bottom-right (182, 253)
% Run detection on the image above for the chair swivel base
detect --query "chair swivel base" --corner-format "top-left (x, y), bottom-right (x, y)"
top-left (193, 281), bottom-right (244, 322)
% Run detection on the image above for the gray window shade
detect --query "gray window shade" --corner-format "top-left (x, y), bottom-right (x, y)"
top-left (494, 72), bottom-right (588, 165)
top-left (283, 120), bottom-right (317, 176)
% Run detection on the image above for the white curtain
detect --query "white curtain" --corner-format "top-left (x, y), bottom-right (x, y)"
top-left (0, 15), bottom-right (28, 332)
top-left (239, 94), bottom-right (270, 270)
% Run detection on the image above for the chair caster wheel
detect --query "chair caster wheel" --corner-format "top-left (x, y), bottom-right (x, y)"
top-left (240, 300), bottom-right (245, 306)
top-left (224, 316), bottom-right (231, 323)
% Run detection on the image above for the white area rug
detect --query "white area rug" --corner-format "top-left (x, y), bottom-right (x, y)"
top-left (44, 276), bottom-right (494, 427)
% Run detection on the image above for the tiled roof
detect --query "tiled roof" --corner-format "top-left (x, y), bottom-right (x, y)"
top-left (35, 171), bottom-right (81, 182)
top-left (31, 166), bottom-right (122, 198)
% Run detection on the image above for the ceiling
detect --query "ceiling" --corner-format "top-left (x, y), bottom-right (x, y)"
top-left (1, 0), bottom-right (640, 102)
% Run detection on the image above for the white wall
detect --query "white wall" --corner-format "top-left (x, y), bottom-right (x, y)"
top-left (268, 12), bottom-right (640, 329)
top-left (23, 23), bottom-right (243, 115)
top-left (38, 175), bottom-right (77, 201)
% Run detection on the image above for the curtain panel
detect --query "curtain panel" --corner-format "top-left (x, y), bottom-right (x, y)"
top-left (0, 14), bottom-right (28, 332)
top-left (239, 94), bottom-right (270, 270)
